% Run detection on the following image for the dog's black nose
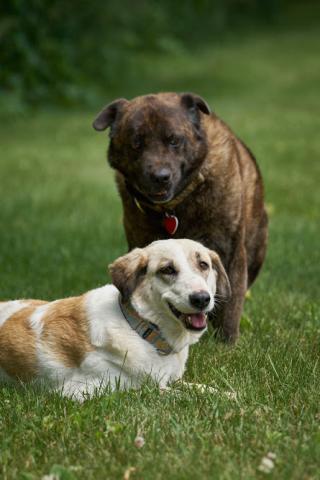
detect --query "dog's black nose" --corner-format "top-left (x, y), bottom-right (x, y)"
top-left (189, 291), bottom-right (210, 310)
top-left (150, 168), bottom-right (172, 185)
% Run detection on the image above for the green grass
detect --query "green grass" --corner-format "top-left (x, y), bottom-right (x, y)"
top-left (1, 22), bottom-right (320, 480)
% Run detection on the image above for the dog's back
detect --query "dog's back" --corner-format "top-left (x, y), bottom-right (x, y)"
top-left (0, 297), bottom-right (91, 383)
top-left (0, 300), bottom-right (47, 381)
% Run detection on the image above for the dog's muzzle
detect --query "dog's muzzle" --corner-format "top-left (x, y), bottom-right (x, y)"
top-left (168, 302), bottom-right (207, 331)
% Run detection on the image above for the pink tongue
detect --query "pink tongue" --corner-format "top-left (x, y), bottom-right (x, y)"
top-left (189, 313), bottom-right (206, 328)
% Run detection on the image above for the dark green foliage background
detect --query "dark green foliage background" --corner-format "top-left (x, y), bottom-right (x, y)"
top-left (0, 0), bottom-right (310, 107)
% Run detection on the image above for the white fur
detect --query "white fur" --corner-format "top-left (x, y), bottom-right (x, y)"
top-left (83, 285), bottom-right (189, 393)
top-left (29, 304), bottom-right (49, 338)
top-left (0, 300), bottom-right (27, 327)
top-left (0, 239), bottom-right (221, 400)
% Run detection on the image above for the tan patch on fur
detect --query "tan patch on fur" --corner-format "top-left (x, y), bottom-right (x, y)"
top-left (209, 251), bottom-right (231, 299)
top-left (190, 251), bottom-right (210, 277)
top-left (24, 300), bottom-right (48, 307)
top-left (0, 305), bottom-right (40, 381)
top-left (41, 295), bottom-right (92, 368)
top-left (156, 258), bottom-right (175, 270)
top-left (109, 248), bottom-right (148, 301)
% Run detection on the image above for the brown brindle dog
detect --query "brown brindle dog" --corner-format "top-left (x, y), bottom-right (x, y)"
top-left (93, 92), bottom-right (268, 342)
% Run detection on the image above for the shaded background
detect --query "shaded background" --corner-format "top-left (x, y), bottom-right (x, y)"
top-left (1, 0), bottom-right (319, 109)
top-left (0, 0), bottom-right (319, 299)
top-left (0, 0), bottom-right (319, 296)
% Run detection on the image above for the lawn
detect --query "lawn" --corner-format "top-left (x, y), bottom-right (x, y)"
top-left (0, 22), bottom-right (319, 480)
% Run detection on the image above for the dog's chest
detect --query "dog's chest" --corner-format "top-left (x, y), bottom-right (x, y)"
top-left (80, 345), bottom-right (187, 388)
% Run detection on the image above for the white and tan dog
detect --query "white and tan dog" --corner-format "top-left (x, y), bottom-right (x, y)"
top-left (0, 239), bottom-right (230, 399)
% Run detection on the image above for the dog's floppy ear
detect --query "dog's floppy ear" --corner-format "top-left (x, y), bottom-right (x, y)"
top-left (109, 248), bottom-right (148, 301)
top-left (209, 250), bottom-right (231, 300)
top-left (180, 92), bottom-right (211, 116)
top-left (93, 98), bottom-right (128, 131)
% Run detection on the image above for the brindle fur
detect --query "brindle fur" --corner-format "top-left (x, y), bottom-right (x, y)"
top-left (93, 92), bottom-right (268, 342)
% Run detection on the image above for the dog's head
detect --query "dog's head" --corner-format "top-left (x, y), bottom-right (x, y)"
top-left (109, 239), bottom-right (230, 346)
top-left (93, 93), bottom-right (211, 204)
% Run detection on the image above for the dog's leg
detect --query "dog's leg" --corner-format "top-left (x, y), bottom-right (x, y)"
top-left (163, 381), bottom-right (218, 394)
top-left (164, 381), bottom-right (237, 400)
top-left (247, 209), bottom-right (268, 287)
top-left (179, 381), bottom-right (219, 394)
top-left (58, 377), bottom-right (107, 401)
top-left (215, 242), bottom-right (248, 343)
top-left (182, 382), bottom-right (237, 399)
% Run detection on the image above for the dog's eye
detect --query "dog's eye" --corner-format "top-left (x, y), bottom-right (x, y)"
top-left (158, 265), bottom-right (177, 276)
top-left (167, 135), bottom-right (181, 148)
top-left (199, 261), bottom-right (209, 271)
top-left (132, 135), bottom-right (143, 150)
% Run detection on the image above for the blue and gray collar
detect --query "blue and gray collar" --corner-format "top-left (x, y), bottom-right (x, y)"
top-left (119, 296), bottom-right (174, 356)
